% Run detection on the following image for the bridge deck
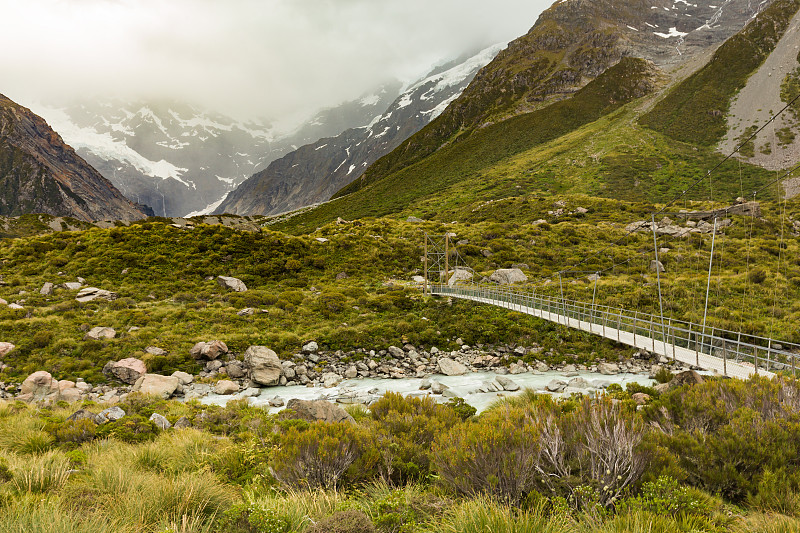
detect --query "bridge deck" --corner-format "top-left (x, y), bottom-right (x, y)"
top-left (429, 284), bottom-right (797, 380)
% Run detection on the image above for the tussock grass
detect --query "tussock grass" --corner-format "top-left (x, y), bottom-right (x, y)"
top-left (245, 487), bottom-right (347, 532)
top-left (442, 496), bottom-right (573, 533)
top-left (0, 414), bottom-right (54, 454)
top-left (6, 449), bottom-right (72, 493)
top-left (0, 494), bottom-right (131, 533)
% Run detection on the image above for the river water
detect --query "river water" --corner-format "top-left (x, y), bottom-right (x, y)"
top-left (199, 369), bottom-right (656, 413)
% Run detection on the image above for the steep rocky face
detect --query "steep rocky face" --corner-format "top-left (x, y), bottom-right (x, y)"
top-left (214, 44), bottom-right (505, 216)
top-left (355, 0), bottom-right (772, 190)
top-left (0, 95), bottom-right (148, 222)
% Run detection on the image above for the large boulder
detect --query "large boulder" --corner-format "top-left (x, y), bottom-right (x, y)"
top-left (216, 276), bottom-right (247, 292)
top-left (437, 357), bottom-right (468, 376)
top-left (190, 340), bottom-right (228, 360)
top-left (103, 358), bottom-right (146, 384)
top-left (489, 268), bottom-right (528, 285)
top-left (597, 362), bottom-right (620, 375)
top-left (0, 342), bottom-right (14, 358)
top-left (19, 371), bottom-right (59, 402)
top-left (244, 346), bottom-right (283, 386)
top-left (83, 327), bottom-right (116, 341)
top-left (132, 374), bottom-right (180, 399)
top-left (97, 406), bottom-right (126, 423)
top-left (149, 413), bottom-right (172, 430)
top-left (284, 399), bottom-right (355, 424)
top-left (448, 268), bottom-right (473, 287)
top-left (667, 370), bottom-right (705, 390)
top-left (75, 287), bottom-right (117, 302)
top-left (213, 380), bottom-right (239, 395)
top-left (67, 409), bottom-right (104, 424)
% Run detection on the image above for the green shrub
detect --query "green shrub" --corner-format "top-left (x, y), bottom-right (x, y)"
top-left (367, 392), bottom-right (460, 485)
top-left (95, 415), bottom-right (159, 444)
top-left (432, 405), bottom-right (541, 505)
top-left (217, 501), bottom-right (290, 533)
top-left (446, 397), bottom-right (477, 421)
top-left (306, 510), bottom-right (375, 533)
top-left (746, 468), bottom-right (800, 516)
top-left (50, 419), bottom-right (96, 447)
top-left (620, 476), bottom-right (702, 516)
top-left (649, 377), bottom-right (800, 502)
top-left (272, 422), bottom-right (367, 490)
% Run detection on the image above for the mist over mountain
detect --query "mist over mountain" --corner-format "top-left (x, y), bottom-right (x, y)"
top-left (214, 43), bottom-right (506, 216)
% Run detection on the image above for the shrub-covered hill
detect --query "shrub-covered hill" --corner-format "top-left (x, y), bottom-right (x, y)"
top-left (1, 194), bottom-right (799, 384)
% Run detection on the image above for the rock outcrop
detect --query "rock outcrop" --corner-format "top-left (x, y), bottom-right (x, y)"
top-left (284, 399), bottom-right (355, 424)
top-left (244, 346), bottom-right (283, 386)
top-left (0, 94), bottom-right (148, 222)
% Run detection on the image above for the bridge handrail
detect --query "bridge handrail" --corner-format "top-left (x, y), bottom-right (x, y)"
top-left (430, 283), bottom-right (798, 373)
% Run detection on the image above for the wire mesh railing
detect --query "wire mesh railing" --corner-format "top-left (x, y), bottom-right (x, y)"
top-left (430, 283), bottom-right (799, 379)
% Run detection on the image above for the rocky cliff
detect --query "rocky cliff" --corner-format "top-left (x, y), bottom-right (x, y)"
top-left (0, 94), bottom-right (148, 222)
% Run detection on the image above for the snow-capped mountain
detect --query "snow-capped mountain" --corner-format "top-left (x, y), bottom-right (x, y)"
top-left (29, 85), bottom-right (402, 217)
top-left (214, 42), bottom-right (507, 216)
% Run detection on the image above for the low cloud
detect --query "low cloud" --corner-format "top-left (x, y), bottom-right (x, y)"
top-left (1, 0), bottom-right (551, 128)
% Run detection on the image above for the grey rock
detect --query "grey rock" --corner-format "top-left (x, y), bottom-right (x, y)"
top-left (237, 307), bottom-right (256, 316)
top-left (67, 409), bottom-right (103, 424)
top-left (145, 346), bottom-right (167, 356)
top-left (213, 380), bottom-right (239, 395)
top-left (190, 340), bottom-right (228, 360)
top-left (536, 362), bottom-right (550, 372)
top-left (132, 374), bottom-right (180, 399)
top-left (284, 399), bottom-right (355, 424)
top-left (103, 357), bottom-right (146, 384)
top-left (650, 260), bottom-right (665, 273)
top-left (19, 371), bottom-right (59, 402)
top-left (98, 406), bottom-right (126, 423)
top-left (216, 276), bottom-right (247, 292)
top-left (442, 388), bottom-right (459, 398)
top-left (431, 381), bottom-right (449, 394)
top-left (448, 268), bottom-right (473, 287)
top-left (239, 387), bottom-right (261, 398)
top-left (0, 342), bottom-right (15, 358)
top-left (244, 346), bottom-right (283, 386)
top-left (438, 357), bottom-right (468, 376)
top-left (597, 362), bottom-right (620, 375)
top-left (63, 282), bottom-right (82, 290)
top-left (568, 377), bottom-right (590, 389)
top-left (269, 396), bottom-right (285, 407)
top-left (489, 268), bottom-right (528, 285)
top-left (344, 366), bottom-right (358, 379)
top-left (388, 346), bottom-right (404, 358)
top-left (419, 378), bottom-right (431, 390)
top-left (149, 413), bottom-right (171, 430)
top-left (40, 282), bottom-right (54, 296)
top-left (546, 379), bottom-right (567, 392)
top-left (495, 375), bottom-right (520, 391)
top-left (75, 287), bottom-right (117, 302)
top-left (83, 327), bottom-right (116, 341)
top-left (173, 416), bottom-right (192, 429)
top-left (302, 341), bottom-right (319, 353)
top-left (322, 372), bottom-right (343, 388)
top-left (171, 371), bottom-right (194, 385)
top-left (226, 360), bottom-right (247, 379)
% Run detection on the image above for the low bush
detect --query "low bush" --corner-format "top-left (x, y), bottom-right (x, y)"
top-left (367, 392), bottom-right (460, 485)
top-left (306, 510), bottom-right (375, 533)
top-left (272, 422), bottom-right (367, 490)
top-left (433, 405), bottom-right (541, 505)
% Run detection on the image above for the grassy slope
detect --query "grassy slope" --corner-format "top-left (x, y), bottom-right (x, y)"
top-left (640, 0), bottom-right (800, 145)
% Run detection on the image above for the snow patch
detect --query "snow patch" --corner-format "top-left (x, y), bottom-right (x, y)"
top-left (186, 195), bottom-right (227, 217)
top-left (627, 25), bottom-right (639, 31)
top-left (360, 94), bottom-right (380, 106)
top-left (396, 93), bottom-right (413, 109)
top-left (654, 27), bottom-right (688, 38)
top-left (405, 42), bottom-right (507, 96)
top-left (315, 144), bottom-right (328, 150)
top-left (347, 164), bottom-right (357, 175)
top-left (37, 106), bottom-right (190, 185)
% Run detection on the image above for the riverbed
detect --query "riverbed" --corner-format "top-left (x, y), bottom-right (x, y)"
top-left (199, 369), bottom-right (656, 413)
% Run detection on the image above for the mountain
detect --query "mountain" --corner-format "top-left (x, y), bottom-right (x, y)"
top-left (0, 94), bottom-right (148, 222)
top-left (31, 85), bottom-right (402, 217)
top-left (213, 44), bottom-right (506, 216)
top-left (345, 0), bottom-right (775, 194)
top-left (271, 0), bottom-right (799, 233)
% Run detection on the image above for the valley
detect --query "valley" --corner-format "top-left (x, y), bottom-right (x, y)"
top-left (2, 0), bottom-right (800, 531)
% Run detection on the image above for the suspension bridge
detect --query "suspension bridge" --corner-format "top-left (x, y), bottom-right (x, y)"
top-left (420, 207), bottom-right (798, 381)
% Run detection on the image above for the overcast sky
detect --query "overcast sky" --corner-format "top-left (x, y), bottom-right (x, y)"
top-left (1, 0), bottom-right (551, 129)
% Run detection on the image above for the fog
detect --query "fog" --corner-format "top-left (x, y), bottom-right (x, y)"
top-left (0, 0), bottom-right (551, 129)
